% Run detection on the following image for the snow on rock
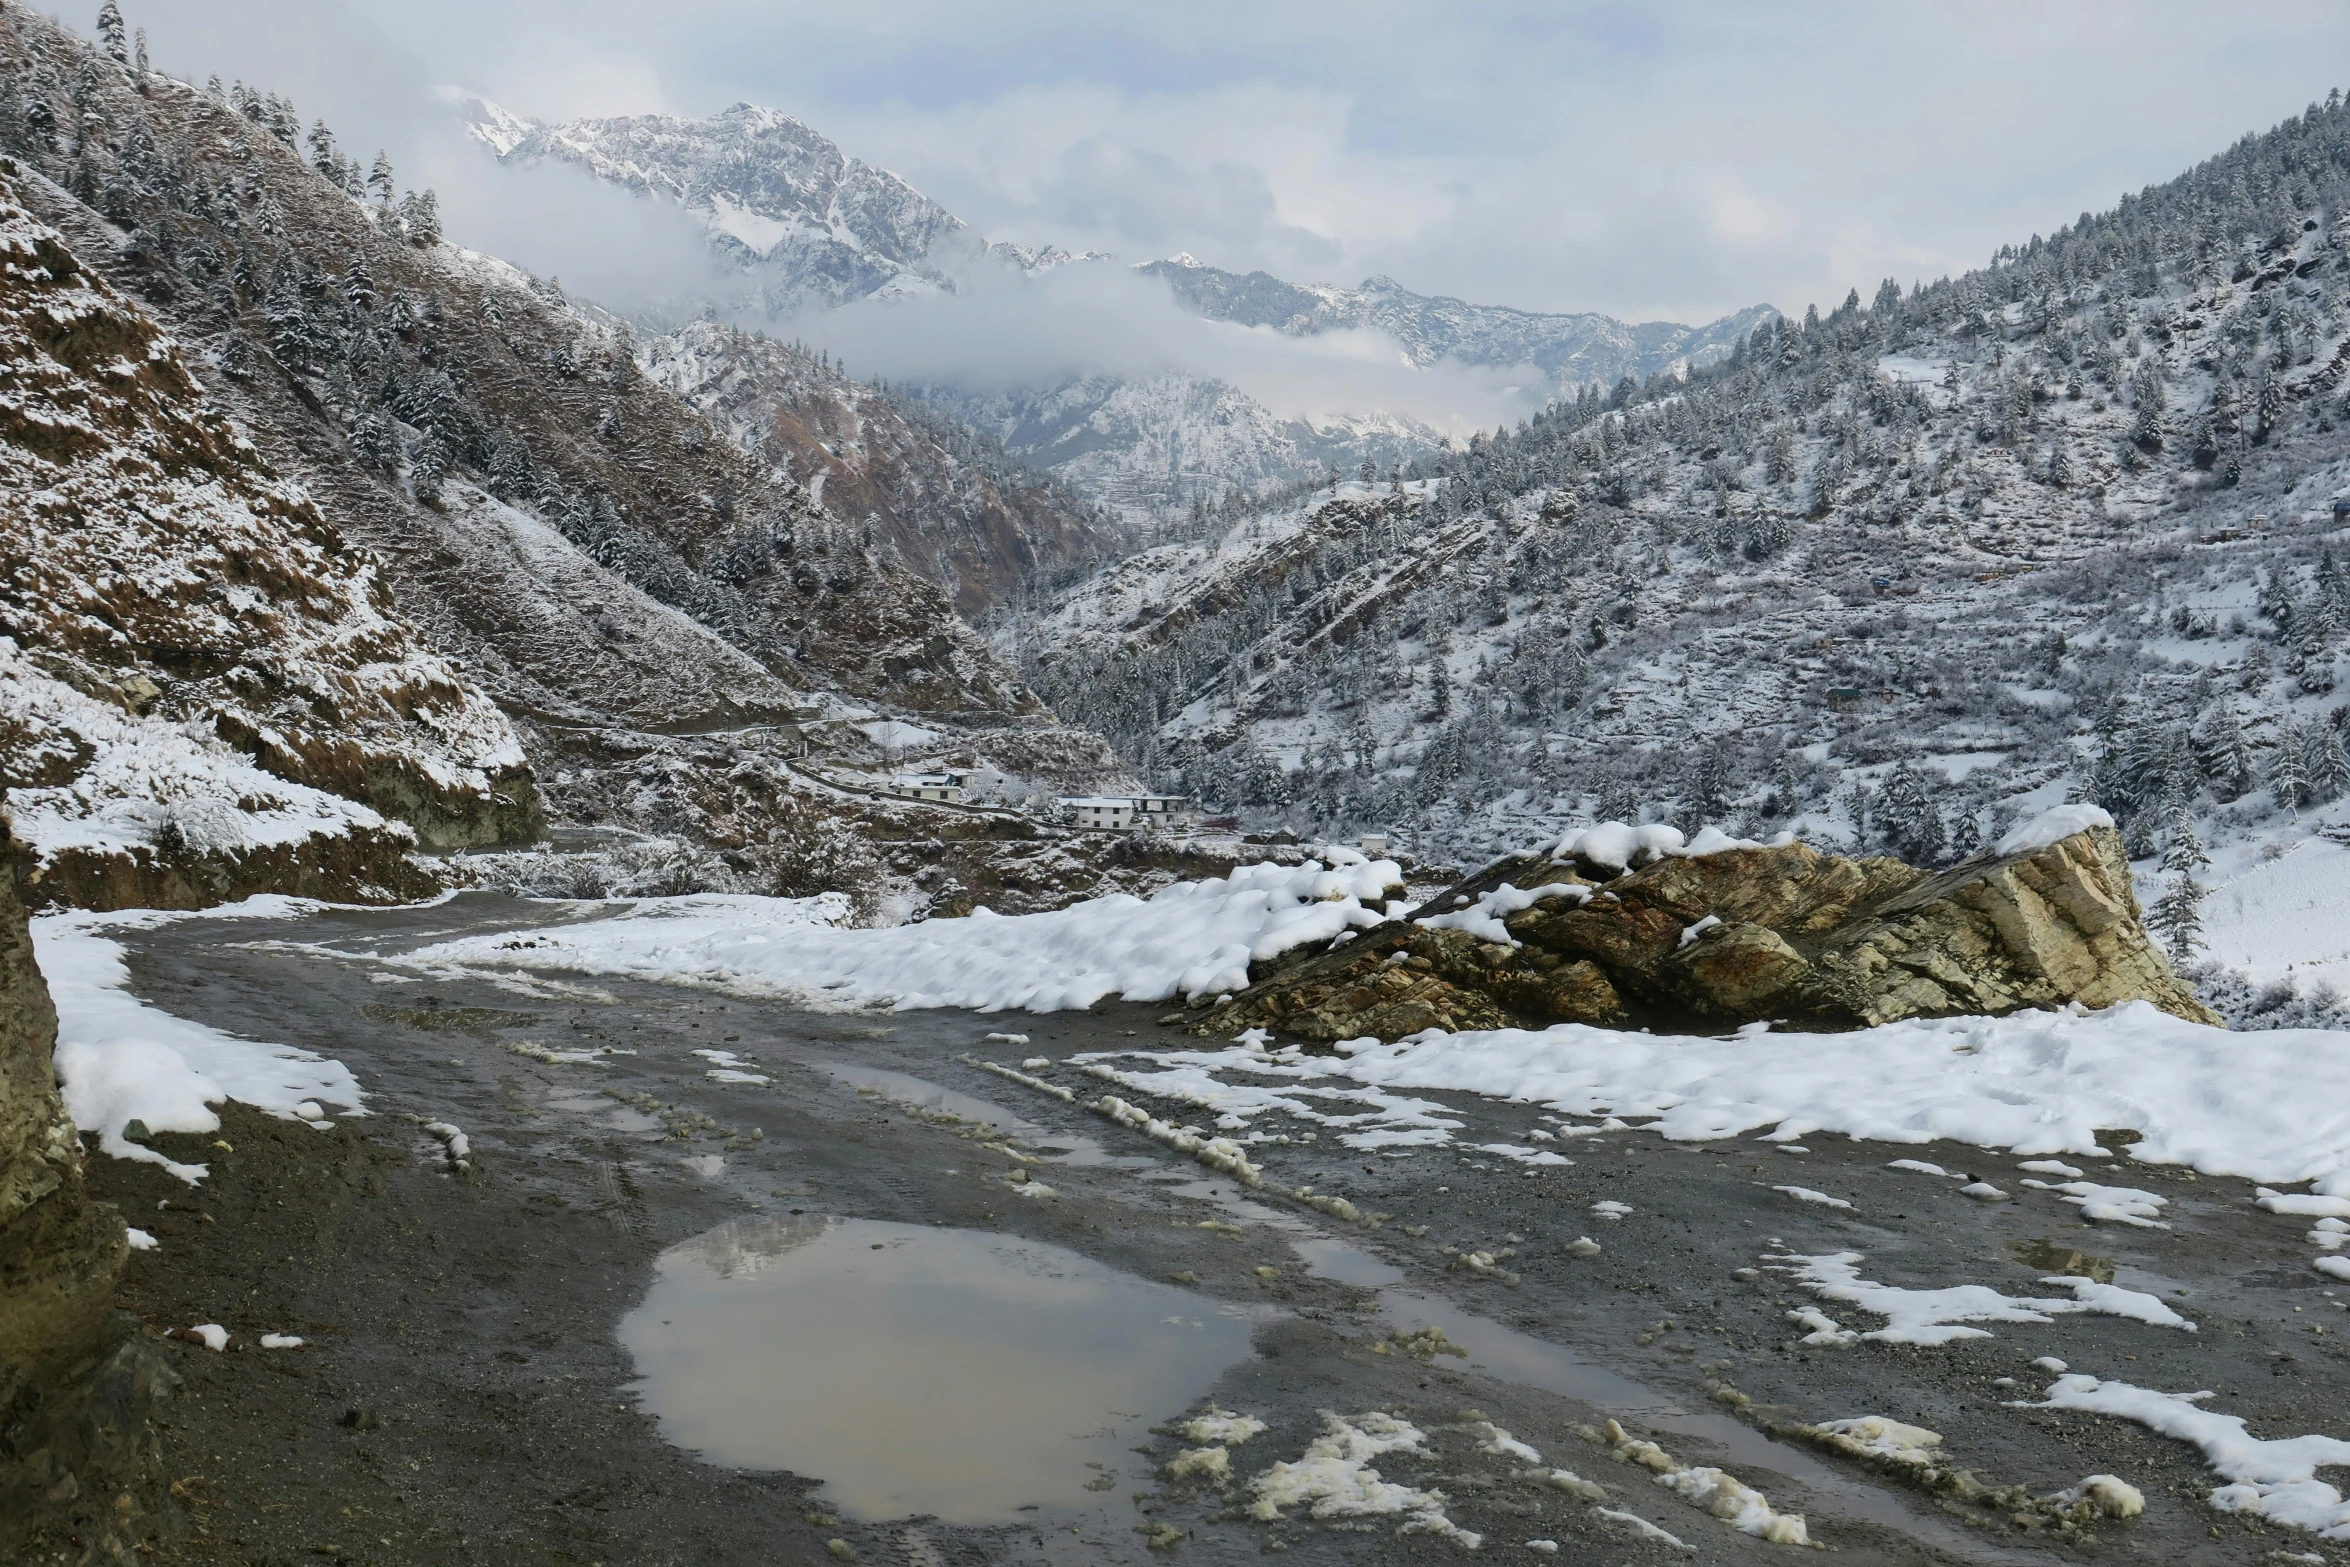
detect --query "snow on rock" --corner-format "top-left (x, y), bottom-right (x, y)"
top-left (1993, 805), bottom-right (2116, 857)
top-left (1548, 821), bottom-right (1780, 870)
top-left (1414, 880), bottom-right (1585, 944)
top-left (35, 910), bottom-right (364, 1181)
top-left (1768, 1249), bottom-right (2195, 1344)
top-left (2019, 1375), bottom-right (2350, 1538)
top-left (406, 858), bottom-right (1402, 1012)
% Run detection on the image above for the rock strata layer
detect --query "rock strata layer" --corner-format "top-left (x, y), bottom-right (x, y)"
top-left (1198, 825), bottom-right (2218, 1042)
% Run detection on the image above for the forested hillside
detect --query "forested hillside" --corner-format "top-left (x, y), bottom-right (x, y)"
top-left (1013, 89), bottom-right (2350, 1008)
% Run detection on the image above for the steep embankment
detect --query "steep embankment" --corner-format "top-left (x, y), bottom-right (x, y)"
top-left (0, 157), bottom-right (532, 907)
top-left (0, 820), bottom-right (167, 1562)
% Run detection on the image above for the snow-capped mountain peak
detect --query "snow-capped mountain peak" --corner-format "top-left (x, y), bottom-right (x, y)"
top-left (464, 95), bottom-right (972, 315)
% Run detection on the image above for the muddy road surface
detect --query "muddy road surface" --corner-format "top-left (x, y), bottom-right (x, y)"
top-left (82, 894), bottom-right (2349, 1565)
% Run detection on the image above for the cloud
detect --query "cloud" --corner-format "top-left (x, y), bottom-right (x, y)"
top-left (794, 260), bottom-right (1542, 435)
top-left (107, 0), bottom-right (2350, 329)
top-left (124, 1), bottom-right (721, 316)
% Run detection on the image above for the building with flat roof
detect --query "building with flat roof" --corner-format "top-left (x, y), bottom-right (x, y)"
top-left (887, 771), bottom-right (967, 803)
top-left (1060, 794), bottom-right (1193, 831)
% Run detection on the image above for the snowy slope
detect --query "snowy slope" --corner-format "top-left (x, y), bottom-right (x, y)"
top-left (0, 161), bottom-right (530, 908)
top-left (637, 322), bottom-right (1116, 612)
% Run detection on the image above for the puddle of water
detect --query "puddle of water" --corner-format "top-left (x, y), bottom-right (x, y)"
top-left (620, 1216), bottom-right (1257, 1523)
top-left (819, 1063), bottom-right (1033, 1128)
top-left (816, 1063), bottom-right (1136, 1168)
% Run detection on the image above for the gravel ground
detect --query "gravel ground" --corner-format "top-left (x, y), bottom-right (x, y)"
top-left (83, 894), bottom-right (2350, 1566)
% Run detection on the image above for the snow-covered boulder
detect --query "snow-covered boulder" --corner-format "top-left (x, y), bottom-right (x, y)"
top-left (1195, 813), bottom-right (2217, 1041)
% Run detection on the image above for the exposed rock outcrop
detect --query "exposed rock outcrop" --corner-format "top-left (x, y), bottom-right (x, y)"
top-left (0, 817), bottom-right (171, 1561)
top-left (1197, 823), bottom-right (2219, 1042)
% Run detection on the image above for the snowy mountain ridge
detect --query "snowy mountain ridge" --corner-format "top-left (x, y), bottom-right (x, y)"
top-left (1137, 256), bottom-right (1778, 393)
top-left (456, 94), bottom-right (973, 316)
top-left (453, 95), bottom-right (1778, 518)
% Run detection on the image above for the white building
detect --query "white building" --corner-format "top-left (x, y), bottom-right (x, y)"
top-left (887, 771), bottom-right (967, 803)
top-left (1061, 794), bottom-right (1193, 831)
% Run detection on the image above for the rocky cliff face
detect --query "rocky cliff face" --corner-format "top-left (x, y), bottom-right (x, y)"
top-left (0, 816), bottom-right (168, 1562)
top-left (0, 157), bottom-right (535, 908)
top-left (1201, 824), bottom-right (2218, 1042)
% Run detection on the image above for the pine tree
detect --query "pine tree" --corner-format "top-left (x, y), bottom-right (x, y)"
top-left (1876, 760), bottom-right (1947, 863)
top-left (2272, 721), bottom-right (2311, 813)
top-left (409, 431), bottom-right (450, 504)
top-left (96, 1), bottom-right (126, 64)
top-left (2314, 725), bottom-right (2350, 803)
top-left (2147, 872), bottom-right (2207, 964)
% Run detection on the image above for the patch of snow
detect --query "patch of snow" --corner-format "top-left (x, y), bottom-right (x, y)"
top-left (1181, 1409), bottom-right (1268, 1445)
top-left (2020, 1178), bottom-right (2168, 1227)
top-left (1313, 1002), bottom-right (2350, 1197)
top-left (1415, 879), bottom-right (1585, 944)
top-left (259, 1333), bottom-right (305, 1350)
top-left (34, 911), bottom-right (365, 1182)
top-left (1247, 1411), bottom-right (1479, 1546)
top-left (1596, 1508), bottom-right (1691, 1549)
top-left (187, 1323), bottom-right (227, 1352)
top-left (1888, 1159), bottom-right (1952, 1177)
top-left (1769, 1250), bottom-right (2195, 1344)
top-left (2019, 1374), bottom-right (2350, 1539)
top-left (125, 1227), bottom-right (156, 1251)
top-left (1774, 1185), bottom-right (1853, 1209)
top-left (404, 858), bottom-right (1402, 1012)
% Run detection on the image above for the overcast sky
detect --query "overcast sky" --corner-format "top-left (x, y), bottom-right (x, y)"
top-left (130, 1), bottom-right (2350, 328)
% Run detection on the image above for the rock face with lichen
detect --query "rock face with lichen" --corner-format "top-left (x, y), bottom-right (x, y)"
top-left (0, 816), bottom-right (170, 1562)
top-left (1196, 824), bottom-right (2219, 1043)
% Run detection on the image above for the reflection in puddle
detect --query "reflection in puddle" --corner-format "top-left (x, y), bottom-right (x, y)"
top-left (816, 1063), bottom-right (1134, 1167)
top-left (818, 1063), bottom-right (1030, 1128)
top-left (620, 1216), bottom-right (1257, 1522)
